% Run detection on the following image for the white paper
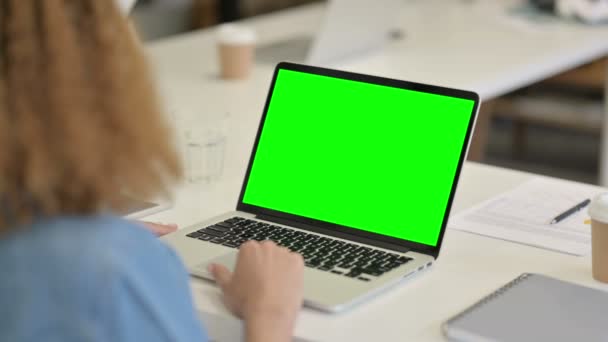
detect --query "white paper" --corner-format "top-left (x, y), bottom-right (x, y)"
top-left (449, 177), bottom-right (606, 256)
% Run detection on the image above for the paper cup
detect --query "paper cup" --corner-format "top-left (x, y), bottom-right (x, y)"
top-left (588, 193), bottom-right (608, 283)
top-left (216, 24), bottom-right (256, 79)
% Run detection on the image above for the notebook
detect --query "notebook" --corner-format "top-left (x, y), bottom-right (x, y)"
top-left (443, 273), bottom-right (608, 342)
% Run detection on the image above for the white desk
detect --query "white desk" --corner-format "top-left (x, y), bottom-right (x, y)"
top-left (149, 162), bottom-right (608, 341)
top-left (142, 1), bottom-right (608, 340)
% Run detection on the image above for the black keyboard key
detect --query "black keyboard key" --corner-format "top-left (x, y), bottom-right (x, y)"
top-left (324, 262), bottom-right (338, 269)
top-left (397, 256), bottom-right (413, 264)
top-left (369, 250), bottom-right (382, 258)
top-left (223, 242), bottom-right (239, 248)
top-left (331, 257), bottom-right (344, 264)
top-left (345, 270), bottom-right (361, 278)
top-left (210, 237), bottom-right (226, 244)
top-left (302, 251), bottom-right (317, 259)
top-left (354, 260), bottom-right (369, 267)
top-left (341, 252), bottom-right (355, 260)
top-left (328, 252), bottom-right (342, 259)
top-left (186, 232), bottom-right (203, 239)
top-left (377, 253), bottom-right (390, 259)
top-left (387, 262), bottom-right (401, 270)
top-left (350, 246), bottom-right (363, 253)
top-left (368, 264), bottom-right (383, 270)
top-left (292, 246), bottom-right (306, 253)
top-left (345, 247), bottom-right (357, 253)
top-left (338, 262), bottom-right (354, 269)
top-left (362, 268), bottom-right (383, 277)
top-left (358, 277), bottom-right (371, 282)
top-left (201, 229), bottom-right (225, 238)
top-left (315, 252), bottom-right (330, 260)
top-left (223, 234), bottom-right (238, 241)
top-left (215, 221), bottom-right (235, 229)
top-left (379, 260), bottom-right (393, 268)
top-left (318, 265), bottom-right (332, 271)
top-left (331, 270), bottom-right (344, 275)
top-left (309, 258), bottom-right (323, 266)
top-left (197, 234), bottom-right (213, 241)
top-left (208, 225), bottom-right (230, 233)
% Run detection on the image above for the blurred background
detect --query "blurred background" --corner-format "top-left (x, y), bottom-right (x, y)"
top-left (132, 0), bottom-right (606, 185)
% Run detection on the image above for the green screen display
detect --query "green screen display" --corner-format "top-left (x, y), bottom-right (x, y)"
top-left (242, 69), bottom-right (475, 246)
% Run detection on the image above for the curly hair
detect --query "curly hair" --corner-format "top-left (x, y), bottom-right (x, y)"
top-left (0, 0), bottom-right (182, 230)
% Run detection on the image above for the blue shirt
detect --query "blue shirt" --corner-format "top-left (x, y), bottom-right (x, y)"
top-left (0, 215), bottom-right (208, 342)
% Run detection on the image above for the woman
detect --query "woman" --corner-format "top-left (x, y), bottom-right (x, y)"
top-left (0, 1), bottom-right (304, 341)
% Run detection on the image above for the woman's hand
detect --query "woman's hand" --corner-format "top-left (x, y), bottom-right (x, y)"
top-left (136, 221), bottom-right (178, 236)
top-left (209, 240), bottom-right (304, 342)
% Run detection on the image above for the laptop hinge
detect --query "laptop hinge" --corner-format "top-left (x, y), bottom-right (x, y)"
top-left (256, 214), bottom-right (410, 253)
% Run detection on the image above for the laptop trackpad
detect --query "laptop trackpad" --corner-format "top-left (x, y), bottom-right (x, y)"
top-left (202, 251), bottom-right (239, 275)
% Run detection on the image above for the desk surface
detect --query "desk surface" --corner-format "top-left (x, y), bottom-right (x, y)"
top-left (143, 1), bottom-right (608, 340)
top-left (151, 162), bottom-right (608, 342)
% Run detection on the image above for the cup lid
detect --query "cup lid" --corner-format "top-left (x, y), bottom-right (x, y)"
top-left (217, 24), bottom-right (256, 45)
top-left (588, 193), bottom-right (608, 223)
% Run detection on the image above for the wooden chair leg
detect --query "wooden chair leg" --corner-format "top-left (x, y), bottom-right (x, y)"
top-left (467, 100), bottom-right (496, 162)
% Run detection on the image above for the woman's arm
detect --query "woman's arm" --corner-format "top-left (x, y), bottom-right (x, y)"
top-left (134, 221), bottom-right (178, 236)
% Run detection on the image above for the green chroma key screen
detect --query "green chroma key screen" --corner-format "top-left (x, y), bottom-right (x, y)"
top-left (243, 69), bottom-right (475, 246)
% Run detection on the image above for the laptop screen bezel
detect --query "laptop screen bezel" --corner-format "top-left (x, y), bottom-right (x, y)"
top-left (236, 62), bottom-right (480, 258)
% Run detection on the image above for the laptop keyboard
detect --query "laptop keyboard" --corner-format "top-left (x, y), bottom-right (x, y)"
top-left (186, 216), bottom-right (413, 281)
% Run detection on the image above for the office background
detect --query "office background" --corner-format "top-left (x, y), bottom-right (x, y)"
top-left (132, 0), bottom-right (606, 185)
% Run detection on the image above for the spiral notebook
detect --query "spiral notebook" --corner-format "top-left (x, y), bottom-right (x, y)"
top-left (443, 273), bottom-right (608, 342)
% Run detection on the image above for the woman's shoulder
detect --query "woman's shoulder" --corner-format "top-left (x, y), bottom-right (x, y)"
top-left (0, 216), bottom-right (208, 341)
top-left (1, 215), bottom-right (176, 274)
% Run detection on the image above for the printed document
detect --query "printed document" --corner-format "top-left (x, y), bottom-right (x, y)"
top-left (449, 177), bottom-right (605, 255)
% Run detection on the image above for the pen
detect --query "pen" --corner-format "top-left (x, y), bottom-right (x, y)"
top-left (550, 198), bottom-right (591, 225)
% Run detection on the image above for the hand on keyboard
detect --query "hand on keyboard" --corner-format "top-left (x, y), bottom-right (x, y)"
top-left (208, 240), bottom-right (304, 341)
top-left (189, 216), bottom-right (414, 281)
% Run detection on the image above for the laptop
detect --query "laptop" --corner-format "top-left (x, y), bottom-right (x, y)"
top-left (162, 62), bottom-right (480, 313)
top-left (256, 0), bottom-right (402, 66)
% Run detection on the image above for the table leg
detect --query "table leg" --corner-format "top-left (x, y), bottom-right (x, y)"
top-left (600, 63), bottom-right (608, 186)
top-left (467, 100), bottom-right (496, 162)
